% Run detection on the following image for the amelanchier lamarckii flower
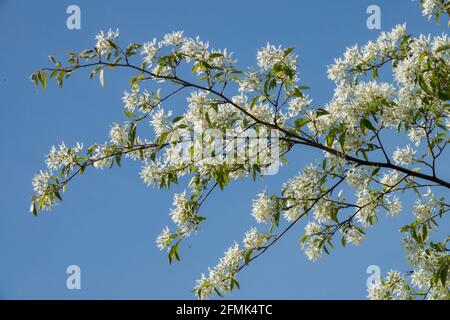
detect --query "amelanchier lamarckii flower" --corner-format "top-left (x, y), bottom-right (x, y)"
top-left (30, 0), bottom-right (450, 300)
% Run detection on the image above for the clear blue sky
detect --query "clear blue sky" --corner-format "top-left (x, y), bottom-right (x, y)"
top-left (0, 0), bottom-right (448, 299)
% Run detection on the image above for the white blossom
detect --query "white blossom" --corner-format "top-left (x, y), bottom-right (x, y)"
top-left (150, 108), bottom-right (173, 136)
top-left (160, 31), bottom-right (184, 47)
top-left (385, 196), bottom-right (403, 216)
top-left (287, 95), bottom-right (311, 118)
top-left (380, 170), bottom-right (402, 187)
top-left (32, 170), bottom-right (51, 196)
top-left (109, 123), bottom-right (129, 146)
top-left (251, 191), bottom-right (272, 224)
top-left (243, 227), bottom-right (267, 250)
top-left (303, 240), bottom-right (322, 261)
top-left (355, 189), bottom-right (378, 226)
top-left (238, 72), bottom-right (261, 92)
top-left (122, 90), bottom-right (139, 112)
top-left (95, 28), bottom-right (119, 54)
top-left (256, 42), bottom-right (296, 71)
top-left (407, 127), bottom-right (426, 146)
top-left (344, 227), bottom-right (366, 246)
top-left (156, 226), bottom-right (171, 251)
top-left (141, 38), bottom-right (158, 65)
top-left (45, 142), bottom-right (82, 171)
top-left (304, 221), bottom-right (321, 236)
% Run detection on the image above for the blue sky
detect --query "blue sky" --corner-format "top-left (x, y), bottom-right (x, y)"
top-left (0, 0), bottom-right (448, 299)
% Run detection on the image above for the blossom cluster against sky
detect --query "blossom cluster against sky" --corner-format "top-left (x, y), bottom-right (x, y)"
top-left (0, 0), bottom-right (449, 299)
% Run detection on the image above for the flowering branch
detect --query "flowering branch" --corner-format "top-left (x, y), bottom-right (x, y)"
top-left (30, 1), bottom-right (450, 300)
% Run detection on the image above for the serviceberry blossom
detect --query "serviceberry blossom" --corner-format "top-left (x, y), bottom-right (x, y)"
top-left (45, 142), bottom-right (83, 171)
top-left (287, 95), bottom-right (311, 118)
top-left (423, 0), bottom-right (439, 17)
top-left (109, 123), bottom-right (129, 146)
top-left (141, 38), bottom-right (158, 65)
top-left (29, 0), bottom-right (450, 300)
top-left (257, 42), bottom-right (297, 71)
top-left (180, 36), bottom-right (209, 61)
top-left (392, 145), bottom-right (416, 165)
top-left (251, 191), bottom-right (272, 224)
top-left (386, 196), bottom-right (403, 216)
top-left (95, 28), bottom-right (119, 54)
top-left (242, 227), bottom-right (267, 250)
top-left (160, 31), bottom-right (184, 47)
top-left (156, 226), bottom-right (172, 251)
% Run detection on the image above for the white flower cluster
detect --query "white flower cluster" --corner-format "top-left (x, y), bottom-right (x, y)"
top-left (286, 95), bottom-right (312, 118)
top-left (31, 170), bottom-right (53, 211)
top-left (342, 226), bottom-right (366, 246)
top-left (302, 221), bottom-right (322, 261)
top-left (238, 72), bottom-right (261, 93)
top-left (91, 143), bottom-right (115, 169)
top-left (369, 237), bottom-right (449, 300)
top-left (150, 108), bottom-right (173, 136)
top-left (394, 32), bottom-right (449, 126)
top-left (379, 170), bottom-right (402, 188)
top-left (422, 0), bottom-right (439, 18)
top-left (141, 38), bottom-right (158, 65)
top-left (355, 189), bottom-right (379, 226)
top-left (407, 241), bottom-right (449, 299)
top-left (140, 159), bottom-right (167, 186)
top-left (180, 36), bottom-right (209, 62)
top-left (407, 127), bottom-right (426, 147)
top-left (160, 31), bottom-right (184, 47)
top-left (346, 166), bottom-right (371, 190)
top-left (109, 123), bottom-right (130, 146)
top-left (413, 188), bottom-right (436, 221)
top-left (31, 141), bottom-right (84, 212)
top-left (385, 196), bottom-right (403, 216)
